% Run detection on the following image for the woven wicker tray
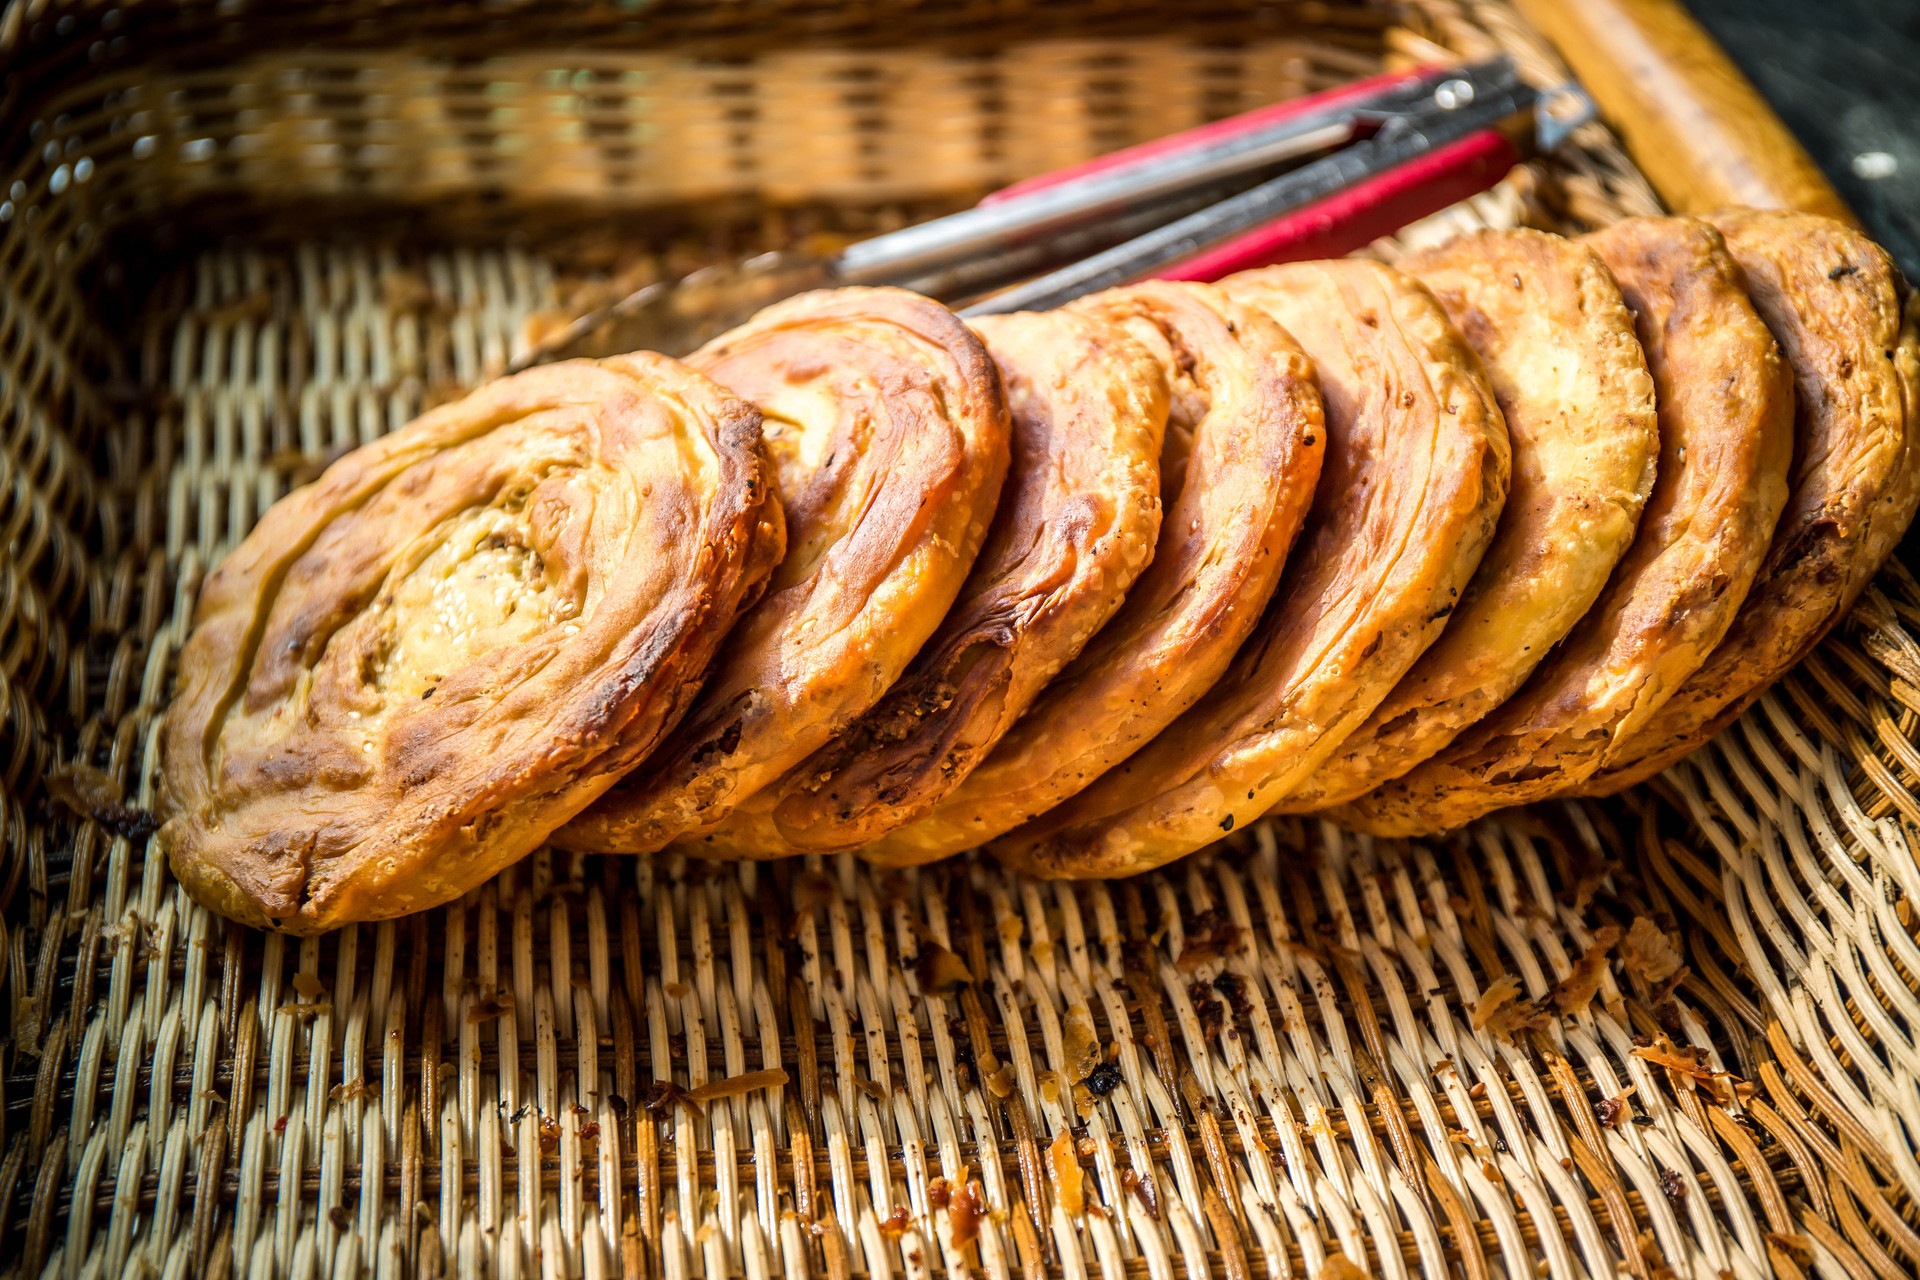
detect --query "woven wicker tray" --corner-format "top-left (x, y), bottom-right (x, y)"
top-left (5, 2), bottom-right (1919, 1277)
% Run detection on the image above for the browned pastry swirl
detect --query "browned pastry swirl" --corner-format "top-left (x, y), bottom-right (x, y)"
top-left (1277, 229), bottom-right (1659, 811)
top-left (157, 354), bottom-right (781, 932)
top-left (757, 310), bottom-right (1169, 855)
top-left (1000, 260), bottom-right (1509, 876)
top-left (853, 279), bottom-right (1324, 867)
top-left (557, 287), bottom-right (1010, 856)
top-left (1581, 211), bottom-right (1920, 794)
top-left (1341, 215), bottom-right (1794, 834)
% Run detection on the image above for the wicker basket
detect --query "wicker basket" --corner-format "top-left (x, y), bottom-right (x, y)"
top-left (5, 2), bottom-right (1918, 1278)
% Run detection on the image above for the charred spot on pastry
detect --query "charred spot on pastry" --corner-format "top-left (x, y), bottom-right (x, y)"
top-left (690, 720), bottom-right (744, 765)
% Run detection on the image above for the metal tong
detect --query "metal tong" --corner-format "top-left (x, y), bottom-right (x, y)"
top-left (511, 56), bottom-right (1593, 366)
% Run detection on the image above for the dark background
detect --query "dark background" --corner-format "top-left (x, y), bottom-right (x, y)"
top-left (1684, 0), bottom-right (1920, 280)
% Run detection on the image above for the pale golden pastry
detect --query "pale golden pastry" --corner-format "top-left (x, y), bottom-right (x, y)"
top-left (1277, 230), bottom-right (1659, 811)
top-left (753, 311), bottom-right (1169, 854)
top-left (158, 354), bottom-right (781, 931)
top-left (1342, 215), bottom-right (1794, 834)
top-left (1001, 259), bottom-right (1508, 877)
top-left (557, 287), bottom-right (1010, 856)
top-left (1582, 211), bottom-right (1920, 794)
top-left (853, 279), bottom-right (1324, 867)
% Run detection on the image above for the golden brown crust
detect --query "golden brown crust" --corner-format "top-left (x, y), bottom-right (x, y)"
top-left (555, 287), bottom-right (1010, 856)
top-left (158, 353), bottom-right (779, 932)
top-left (1580, 211), bottom-right (1919, 795)
top-left (1000, 260), bottom-right (1509, 877)
top-left (1341, 215), bottom-right (1794, 835)
top-left (1278, 230), bottom-right (1659, 810)
top-left (853, 280), bottom-right (1324, 868)
top-left (751, 311), bottom-right (1169, 853)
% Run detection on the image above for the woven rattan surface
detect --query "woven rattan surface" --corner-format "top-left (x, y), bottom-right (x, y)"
top-left (4, 2), bottom-right (1919, 1278)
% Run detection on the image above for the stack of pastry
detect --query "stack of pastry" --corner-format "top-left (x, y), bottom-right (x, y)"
top-left (158, 211), bottom-right (1920, 931)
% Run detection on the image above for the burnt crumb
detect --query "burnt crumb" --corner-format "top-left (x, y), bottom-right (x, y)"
top-left (1658, 1168), bottom-right (1688, 1204)
top-left (1121, 1166), bottom-right (1161, 1220)
top-left (1212, 972), bottom-right (1254, 1021)
top-left (608, 1094), bottom-right (629, 1119)
top-left (639, 1079), bottom-right (705, 1122)
top-left (1631, 1115), bottom-right (1655, 1128)
top-left (421, 686), bottom-right (436, 699)
top-left (99, 802), bottom-right (160, 843)
top-left (1174, 908), bottom-right (1243, 972)
top-left (1655, 1001), bottom-right (1683, 1038)
top-left (1829, 263), bottom-right (1860, 280)
top-left (1188, 981), bottom-right (1226, 1042)
top-left (1085, 1062), bottom-right (1123, 1097)
top-left (45, 761), bottom-right (160, 842)
top-left (905, 941), bottom-right (973, 996)
top-left (948, 1015), bottom-right (978, 1083)
top-left (1219, 814), bottom-right (1235, 833)
top-left (328, 1207), bottom-right (351, 1231)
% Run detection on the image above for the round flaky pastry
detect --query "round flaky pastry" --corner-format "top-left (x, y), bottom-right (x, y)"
top-left (1581, 211), bottom-right (1920, 794)
top-left (1276, 230), bottom-right (1658, 811)
top-left (851, 279), bottom-right (1324, 868)
top-left (1000, 259), bottom-right (1509, 877)
top-left (556, 287), bottom-right (1010, 856)
top-left (1341, 215), bottom-right (1794, 835)
top-left (158, 354), bottom-right (781, 932)
top-left (739, 310), bottom-right (1170, 855)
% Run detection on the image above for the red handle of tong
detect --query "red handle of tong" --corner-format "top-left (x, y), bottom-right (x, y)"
top-left (979, 64), bottom-right (1519, 281)
top-left (1157, 130), bottom-right (1519, 278)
